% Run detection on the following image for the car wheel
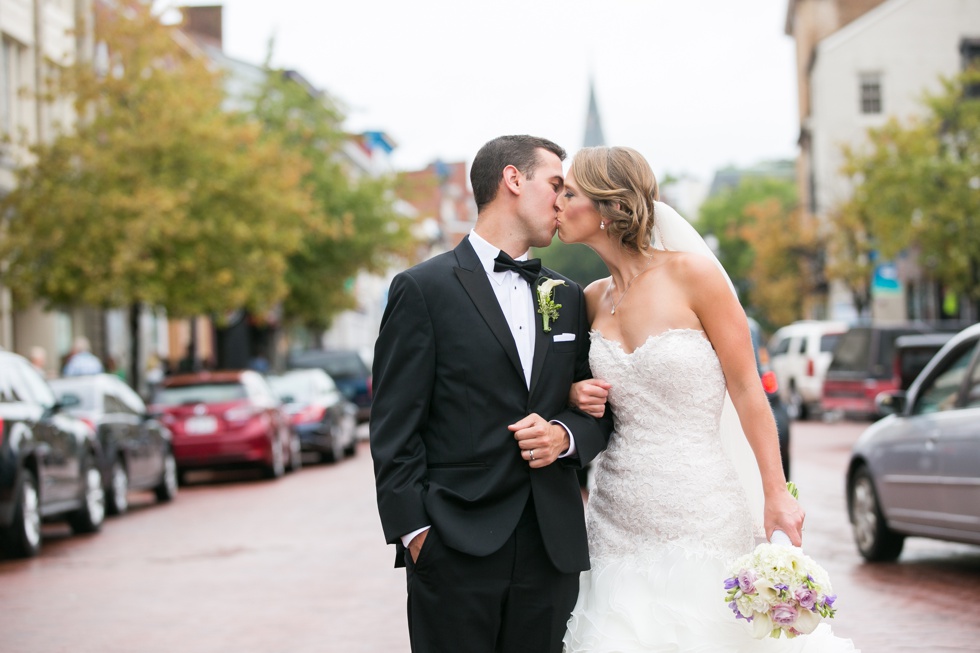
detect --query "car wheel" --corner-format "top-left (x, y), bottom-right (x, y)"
top-left (106, 459), bottom-right (129, 516)
top-left (850, 466), bottom-right (904, 562)
top-left (0, 469), bottom-right (43, 558)
top-left (68, 454), bottom-right (106, 534)
top-left (154, 451), bottom-right (178, 503)
top-left (264, 435), bottom-right (286, 479)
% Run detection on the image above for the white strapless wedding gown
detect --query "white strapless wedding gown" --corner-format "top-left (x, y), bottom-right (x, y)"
top-left (563, 329), bottom-right (858, 652)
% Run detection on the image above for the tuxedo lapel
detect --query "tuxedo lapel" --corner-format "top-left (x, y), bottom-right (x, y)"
top-left (453, 238), bottom-right (525, 383)
top-left (528, 276), bottom-right (552, 397)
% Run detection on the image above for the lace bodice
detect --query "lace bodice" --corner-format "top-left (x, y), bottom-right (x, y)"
top-left (585, 329), bottom-right (755, 563)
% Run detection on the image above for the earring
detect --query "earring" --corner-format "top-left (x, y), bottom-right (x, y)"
top-left (599, 221), bottom-right (605, 230)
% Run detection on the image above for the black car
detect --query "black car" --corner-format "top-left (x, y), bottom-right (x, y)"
top-left (287, 349), bottom-right (372, 422)
top-left (0, 350), bottom-right (105, 558)
top-left (749, 318), bottom-right (792, 480)
top-left (268, 369), bottom-right (358, 463)
top-left (50, 374), bottom-right (178, 515)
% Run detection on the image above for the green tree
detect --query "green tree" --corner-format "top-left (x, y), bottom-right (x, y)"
top-left (832, 69), bottom-right (980, 319)
top-left (249, 68), bottom-right (414, 330)
top-left (0, 1), bottom-right (313, 382)
top-left (696, 178), bottom-right (799, 323)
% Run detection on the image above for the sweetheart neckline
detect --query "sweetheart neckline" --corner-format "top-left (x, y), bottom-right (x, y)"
top-left (590, 328), bottom-right (710, 357)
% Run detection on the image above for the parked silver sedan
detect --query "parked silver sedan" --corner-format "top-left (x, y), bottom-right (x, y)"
top-left (846, 322), bottom-right (980, 561)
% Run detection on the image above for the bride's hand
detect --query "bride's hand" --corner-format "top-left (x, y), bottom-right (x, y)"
top-left (569, 379), bottom-right (611, 418)
top-left (765, 487), bottom-right (806, 547)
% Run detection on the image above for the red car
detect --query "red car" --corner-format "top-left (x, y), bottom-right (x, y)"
top-left (151, 371), bottom-right (299, 483)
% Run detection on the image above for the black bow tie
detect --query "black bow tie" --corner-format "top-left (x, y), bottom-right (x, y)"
top-left (493, 251), bottom-right (542, 285)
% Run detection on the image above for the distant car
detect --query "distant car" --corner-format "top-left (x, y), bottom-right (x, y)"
top-left (768, 320), bottom-right (848, 420)
top-left (50, 374), bottom-right (178, 515)
top-left (287, 350), bottom-right (372, 422)
top-left (893, 332), bottom-right (956, 391)
top-left (749, 318), bottom-right (791, 480)
top-left (151, 370), bottom-right (300, 483)
top-left (268, 369), bottom-right (358, 463)
top-left (846, 322), bottom-right (980, 562)
top-left (822, 324), bottom-right (934, 419)
top-left (1, 350), bottom-right (105, 558)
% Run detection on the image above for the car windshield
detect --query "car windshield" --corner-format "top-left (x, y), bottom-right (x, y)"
top-left (51, 382), bottom-right (98, 410)
top-left (155, 383), bottom-right (247, 406)
top-left (268, 375), bottom-right (313, 402)
top-left (292, 351), bottom-right (367, 379)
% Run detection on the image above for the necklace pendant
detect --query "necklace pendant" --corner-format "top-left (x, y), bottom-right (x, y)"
top-left (611, 307), bottom-right (616, 315)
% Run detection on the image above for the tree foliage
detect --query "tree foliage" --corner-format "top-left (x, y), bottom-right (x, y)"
top-left (249, 68), bottom-right (414, 329)
top-left (696, 177), bottom-right (802, 327)
top-left (0, 0), bottom-right (313, 318)
top-left (831, 69), bottom-right (980, 315)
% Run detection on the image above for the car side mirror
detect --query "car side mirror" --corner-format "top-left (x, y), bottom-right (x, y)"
top-left (280, 394), bottom-right (294, 405)
top-left (875, 390), bottom-right (906, 417)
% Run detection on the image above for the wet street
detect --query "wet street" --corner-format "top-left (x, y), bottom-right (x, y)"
top-left (2, 420), bottom-right (979, 652)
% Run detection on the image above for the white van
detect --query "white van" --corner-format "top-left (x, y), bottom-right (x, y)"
top-left (768, 320), bottom-right (848, 419)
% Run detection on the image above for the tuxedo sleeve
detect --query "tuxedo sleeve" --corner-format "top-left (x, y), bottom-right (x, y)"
top-left (370, 271), bottom-right (435, 546)
top-left (551, 282), bottom-right (613, 467)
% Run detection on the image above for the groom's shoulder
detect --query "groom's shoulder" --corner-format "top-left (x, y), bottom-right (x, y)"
top-left (395, 250), bottom-right (457, 283)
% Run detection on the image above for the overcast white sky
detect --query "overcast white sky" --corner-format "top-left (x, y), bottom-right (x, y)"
top-left (162, 0), bottom-right (799, 183)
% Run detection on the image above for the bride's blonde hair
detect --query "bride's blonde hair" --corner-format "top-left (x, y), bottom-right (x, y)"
top-left (569, 146), bottom-right (659, 254)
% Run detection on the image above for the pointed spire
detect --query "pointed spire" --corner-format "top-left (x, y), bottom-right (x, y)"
top-left (583, 78), bottom-right (606, 147)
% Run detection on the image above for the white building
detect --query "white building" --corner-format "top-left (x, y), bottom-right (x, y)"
top-left (788, 0), bottom-right (980, 321)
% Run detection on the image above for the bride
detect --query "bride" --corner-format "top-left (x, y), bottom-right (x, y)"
top-left (556, 146), bottom-right (858, 652)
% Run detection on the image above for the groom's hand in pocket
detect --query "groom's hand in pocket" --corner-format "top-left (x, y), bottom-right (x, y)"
top-left (408, 529), bottom-right (429, 564)
top-left (510, 414), bottom-right (570, 468)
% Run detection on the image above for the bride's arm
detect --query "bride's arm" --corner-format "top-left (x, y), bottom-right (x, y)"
top-left (682, 255), bottom-right (805, 545)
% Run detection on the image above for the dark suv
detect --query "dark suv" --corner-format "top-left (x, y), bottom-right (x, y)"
top-left (1, 350), bottom-right (106, 558)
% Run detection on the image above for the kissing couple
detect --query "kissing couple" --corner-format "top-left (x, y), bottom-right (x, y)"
top-left (370, 135), bottom-right (858, 652)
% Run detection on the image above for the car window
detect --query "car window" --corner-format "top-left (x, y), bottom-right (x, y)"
top-left (104, 392), bottom-right (132, 415)
top-left (113, 380), bottom-right (147, 414)
top-left (269, 374), bottom-right (313, 402)
top-left (770, 337), bottom-right (790, 356)
top-left (53, 383), bottom-right (99, 410)
top-left (155, 383), bottom-right (247, 406)
top-left (964, 343), bottom-right (980, 409)
top-left (829, 329), bottom-right (871, 372)
top-left (912, 340), bottom-right (980, 415)
top-left (0, 360), bottom-right (22, 403)
top-left (820, 333), bottom-right (841, 353)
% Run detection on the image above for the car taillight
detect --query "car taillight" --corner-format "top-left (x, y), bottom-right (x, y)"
top-left (806, 358), bottom-right (815, 376)
top-left (291, 405), bottom-right (326, 425)
top-left (761, 371), bottom-right (779, 394)
top-left (0, 416), bottom-right (5, 447)
top-left (79, 417), bottom-right (96, 434)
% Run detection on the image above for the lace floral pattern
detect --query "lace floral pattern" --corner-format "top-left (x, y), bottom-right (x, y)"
top-left (585, 329), bottom-right (754, 564)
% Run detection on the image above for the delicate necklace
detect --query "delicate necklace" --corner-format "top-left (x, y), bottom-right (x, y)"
top-left (610, 259), bottom-right (654, 315)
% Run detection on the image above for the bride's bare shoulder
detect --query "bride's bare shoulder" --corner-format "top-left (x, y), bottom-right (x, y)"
top-left (659, 250), bottom-right (726, 285)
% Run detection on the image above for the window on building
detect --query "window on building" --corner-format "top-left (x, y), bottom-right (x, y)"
top-left (859, 73), bottom-right (882, 115)
top-left (960, 38), bottom-right (980, 98)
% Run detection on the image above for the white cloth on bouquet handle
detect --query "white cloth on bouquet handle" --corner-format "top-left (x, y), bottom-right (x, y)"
top-left (769, 529), bottom-right (793, 547)
top-left (652, 201), bottom-right (766, 537)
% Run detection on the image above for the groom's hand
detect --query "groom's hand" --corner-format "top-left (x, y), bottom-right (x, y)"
top-left (509, 414), bottom-right (570, 468)
top-left (569, 379), bottom-right (611, 418)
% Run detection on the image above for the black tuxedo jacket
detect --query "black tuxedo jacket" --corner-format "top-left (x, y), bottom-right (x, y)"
top-left (370, 237), bottom-right (613, 573)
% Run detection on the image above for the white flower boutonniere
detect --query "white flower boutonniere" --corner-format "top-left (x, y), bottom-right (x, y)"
top-left (536, 278), bottom-right (566, 333)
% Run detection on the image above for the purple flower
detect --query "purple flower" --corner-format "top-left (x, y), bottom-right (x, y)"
top-left (737, 570), bottom-right (757, 594)
top-left (724, 577), bottom-right (739, 590)
top-left (823, 594), bottom-right (837, 608)
top-left (775, 583), bottom-right (789, 591)
top-left (770, 602), bottom-right (799, 627)
top-left (795, 587), bottom-right (818, 610)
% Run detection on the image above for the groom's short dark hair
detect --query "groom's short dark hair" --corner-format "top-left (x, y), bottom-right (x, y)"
top-left (470, 135), bottom-right (566, 212)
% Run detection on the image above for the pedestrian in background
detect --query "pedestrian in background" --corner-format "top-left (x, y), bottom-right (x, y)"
top-left (62, 336), bottom-right (105, 377)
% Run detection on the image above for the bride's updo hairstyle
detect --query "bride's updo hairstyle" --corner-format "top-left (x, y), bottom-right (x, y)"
top-left (569, 146), bottom-right (660, 254)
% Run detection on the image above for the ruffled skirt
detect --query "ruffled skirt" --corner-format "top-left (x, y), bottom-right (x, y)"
top-left (563, 548), bottom-right (859, 653)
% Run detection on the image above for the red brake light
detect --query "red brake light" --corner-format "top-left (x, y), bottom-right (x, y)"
top-left (806, 358), bottom-right (815, 376)
top-left (79, 417), bottom-right (96, 434)
top-left (761, 371), bottom-right (779, 394)
top-left (291, 405), bottom-right (326, 425)
top-left (0, 416), bottom-right (5, 447)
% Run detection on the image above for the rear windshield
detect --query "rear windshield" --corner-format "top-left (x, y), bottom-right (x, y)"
top-left (155, 383), bottom-right (247, 406)
top-left (820, 333), bottom-right (842, 353)
top-left (269, 375), bottom-right (313, 402)
top-left (52, 383), bottom-right (98, 410)
top-left (828, 329), bottom-right (871, 372)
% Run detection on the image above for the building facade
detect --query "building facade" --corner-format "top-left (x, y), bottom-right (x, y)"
top-left (787, 0), bottom-right (980, 322)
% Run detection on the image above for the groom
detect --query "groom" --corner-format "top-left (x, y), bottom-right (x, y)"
top-left (370, 134), bottom-right (613, 653)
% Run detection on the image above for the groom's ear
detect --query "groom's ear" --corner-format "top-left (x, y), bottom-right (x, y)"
top-left (502, 164), bottom-right (522, 196)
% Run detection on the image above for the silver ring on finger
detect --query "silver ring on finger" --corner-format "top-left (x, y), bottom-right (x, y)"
top-left (529, 449), bottom-right (535, 461)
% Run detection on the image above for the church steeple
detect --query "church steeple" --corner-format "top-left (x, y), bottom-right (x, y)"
top-left (583, 78), bottom-right (606, 147)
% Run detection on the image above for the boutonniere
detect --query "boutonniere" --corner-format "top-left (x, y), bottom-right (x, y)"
top-left (536, 278), bottom-right (566, 333)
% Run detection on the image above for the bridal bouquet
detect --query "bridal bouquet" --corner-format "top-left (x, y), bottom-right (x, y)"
top-left (723, 483), bottom-right (837, 639)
